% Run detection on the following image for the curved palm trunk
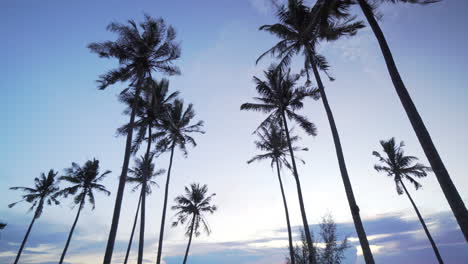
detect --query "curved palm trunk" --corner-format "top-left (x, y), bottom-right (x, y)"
top-left (138, 182), bottom-right (146, 264)
top-left (13, 210), bottom-right (39, 264)
top-left (307, 49), bottom-right (374, 264)
top-left (123, 193), bottom-right (142, 264)
top-left (156, 142), bottom-right (176, 264)
top-left (275, 158), bottom-right (296, 264)
top-left (103, 86), bottom-right (142, 264)
top-left (357, 0), bottom-right (468, 242)
top-left (58, 196), bottom-right (85, 264)
top-left (182, 216), bottom-right (195, 264)
top-left (400, 180), bottom-right (444, 263)
top-left (281, 111), bottom-right (316, 264)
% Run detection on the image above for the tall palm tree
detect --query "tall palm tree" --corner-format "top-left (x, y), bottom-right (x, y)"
top-left (88, 15), bottom-right (181, 263)
top-left (241, 67), bottom-right (318, 263)
top-left (56, 159), bottom-right (111, 264)
top-left (171, 183), bottom-right (217, 264)
top-left (155, 99), bottom-right (204, 264)
top-left (351, 0), bottom-right (468, 241)
top-left (247, 123), bottom-right (308, 264)
top-left (256, 1), bottom-right (374, 262)
top-left (127, 155), bottom-right (164, 264)
top-left (373, 138), bottom-right (444, 263)
top-left (8, 170), bottom-right (60, 264)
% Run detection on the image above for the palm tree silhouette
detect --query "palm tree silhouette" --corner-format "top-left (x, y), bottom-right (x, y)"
top-left (155, 99), bottom-right (204, 264)
top-left (256, 1), bottom-right (374, 262)
top-left (352, 0), bottom-right (468, 241)
top-left (248, 123), bottom-right (308, 264)
top-left (373, 138), bottom-right (444, 263)
top-left (171, 183), bottom-right (217, 264)
top-left (8, 169), bottom-right (60, 264)
top-left (241, 66), bottom-right (318, 263)
top-left (88, 15), bottom-right (181, 263)
top-left (127, 155), bottom-right (164, 264)
top-left (56, 159), bottom-right (111, 264)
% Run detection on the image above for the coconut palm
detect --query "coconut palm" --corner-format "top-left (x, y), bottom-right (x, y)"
top-left (127, 155), bottom-right (164, 264)
top-left (88, 15), bottom-right (181, 263)
top-left (155, 99), bottom-right (204, 264)
top-left (256, 1), bottom-right (374, 262)
top-left (350, 0), bottom-right (468, 241)
top-left (373, 138), bottom-right (444, 263)
top-left (8, 169), bottom-right (60, 264)
top-left (171, 183), bottom-right (217, 264)
top-left (248, 123), bottom-right (308, 264)
top-left (56, 159), bottom-right (111, 264)
top-left (241, 67), bottom-right (317, 262)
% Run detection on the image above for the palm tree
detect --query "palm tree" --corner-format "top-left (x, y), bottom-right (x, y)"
top-left (247, 123), bottom-right (308, 264)
top-left (171, 183), bottom-right (217, 264)
top-left (256, 1), bottom-right (374, 262)
top-left (8, 169), bottom-right (60, 264)
top-left (88, 15), bottom-right (181, 263)
top-left (241, 67), bottom-right (318, 263)
top-left (127, 155), bottom-right (164, 264)
top-left (373, 138), bottom-right (444, 263)
top-left (155, 99), bottom-right (204, 264)
top-left (56, 159), bottom-right (111, 264)
top-left (351, 0), bottom-right (468, 241)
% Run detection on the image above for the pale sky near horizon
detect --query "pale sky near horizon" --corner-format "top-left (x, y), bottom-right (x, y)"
top-left (1, 0), bottom-right (468, 263)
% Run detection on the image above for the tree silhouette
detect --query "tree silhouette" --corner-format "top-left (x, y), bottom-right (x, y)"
top-left (373, 138), bottom-right (444, 263)
top-left (8, 170), bottom-right (60, 264)
top-left (256, 1), bottom-right (374, 262)
top-left (88, 15), bottom-right (181, 263)
top-left (127, 155), bottom-right (164, 264)
top-left (350, 0), bottom-right (468, 241)
top-left (171, 183), bottom-right (217, 264)
top-left (241, 66), bottom-right (318, 263)
top-left (56, 159), bottom-right (111, 264)
top-left (248, 123), bottom-right (308, 264)
top-left (155, 99), bottom-right (204, 264)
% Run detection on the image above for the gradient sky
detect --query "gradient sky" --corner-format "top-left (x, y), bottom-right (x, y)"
top-left (1, 0), bottom-right (468, 263)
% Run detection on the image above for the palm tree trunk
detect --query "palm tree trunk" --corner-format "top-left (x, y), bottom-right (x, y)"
top-left (103, 85), bottom-right (142, 264)
top-left (123, 193), bottom-right (142, 264)
top-left (156, 141), bottom-right (176, 264)
top-left (280, 111), bottom-right (316, 264)
top-left (357, 0), bottom-right (468, 242)
top-left (13, 210), bottom-right (38, 264)
top-left (138, 182), bottom-right (146, 264)
top-left (275, 158), bottom-right (296, 264)
top-left (400, 180), bottom-right (444, 263)
top-left (58, 195), bottom-right (85, 264)
top-left (182, 216), bottom-right (195, 264)
top-left (306, 49), bottom-right (375, 263)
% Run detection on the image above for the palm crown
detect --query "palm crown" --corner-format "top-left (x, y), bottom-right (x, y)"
top-left (9, 170), bottom-right (60, 218)
top-left (373, 138), bottom-right (432, 195)
top-left (240, 66), bottom-right (317, 135)
top-left (127, 155), bottom-right (165, 194)
top-left (248, 123), bottom-right (308, 169)
top-left (172, 183), bottom-right (217, 237)
top-left (88, 15), bottom-right (181, 90)
top-left (57, 159), bottom-right (111, 210)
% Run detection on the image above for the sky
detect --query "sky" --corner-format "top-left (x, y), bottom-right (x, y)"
top-left (1, 0), bottom-right (468, 263)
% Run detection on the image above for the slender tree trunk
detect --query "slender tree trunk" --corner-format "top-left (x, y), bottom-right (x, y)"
top-left (13, 209), bottom-right (39, 264)
top-left (306, 49), bottom-right (375, 263)
top-left (275, 158), bottom-right (296, 264)
top-left (123, 193), bottom-right (142, 264)
top-left (103, 85), bottom-right (142, 264)
top-left (58, 196), bottom-right (85, 264)
top-left (400, 180), bottom-right (444, 263)
top-left (182, 216), bottom-right (195, 264)
top-left (156, 142), bottom-right (176, 264)
top-left (281, 111), bottom-right (316, 264)
top-left (358, 0), bottom-right (468, 242)
top-left (138, 182), bottom-right (146, 264)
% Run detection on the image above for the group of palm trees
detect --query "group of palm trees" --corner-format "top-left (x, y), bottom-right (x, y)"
top-left (241, 0), bottom-right (467, 264)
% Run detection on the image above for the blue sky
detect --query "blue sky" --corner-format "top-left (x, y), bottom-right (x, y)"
top-left (1, 0), bottom-right (468, 263)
